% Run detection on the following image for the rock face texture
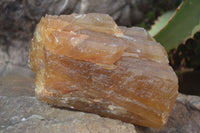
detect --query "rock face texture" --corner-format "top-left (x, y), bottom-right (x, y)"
top-left (0, 76), bottom-right (200, 132)
top-left (0, 97), bottom-right (137, 133)
top-left (0, 0), bottom-right (151, 38)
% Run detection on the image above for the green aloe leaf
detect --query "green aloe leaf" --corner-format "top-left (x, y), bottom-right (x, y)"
top-left (151, 0), bottom-right (200, 52)
top-left (149, 10), bottom-right (175, 36)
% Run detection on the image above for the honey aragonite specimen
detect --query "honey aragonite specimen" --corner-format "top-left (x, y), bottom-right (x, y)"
top-left (29, 13), bottom-right (178, 128)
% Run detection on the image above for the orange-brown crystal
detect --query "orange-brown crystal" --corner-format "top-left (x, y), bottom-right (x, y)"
top-left (29, 13), bottom-right (178, 128)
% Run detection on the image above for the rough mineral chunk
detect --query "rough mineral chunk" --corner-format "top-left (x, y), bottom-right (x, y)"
top-left (29, 13), bottom-right (178, 129)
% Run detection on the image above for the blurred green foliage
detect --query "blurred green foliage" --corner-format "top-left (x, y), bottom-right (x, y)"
top-left (169, 32), bottom-right (200, 70)
top-left (146, 0), bottom-right (200, 71)
top-left (149, 10), bottom-right (174, 36)
top-left (153, 0), bottom-right (200, 52)
top-left (138, 0), bottom-right (180, 30)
